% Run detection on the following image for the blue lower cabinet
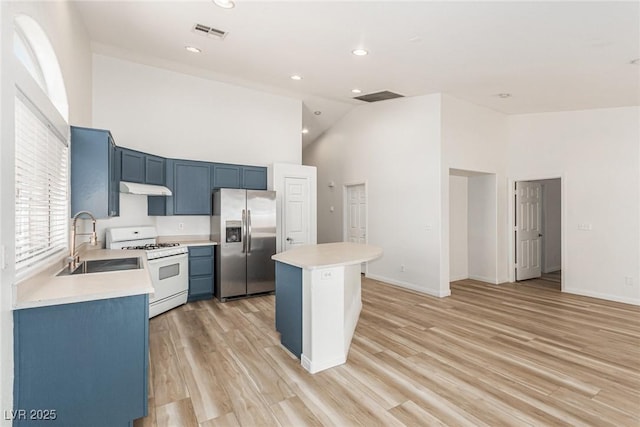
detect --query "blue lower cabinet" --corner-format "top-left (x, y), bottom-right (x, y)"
top-left (275, 262), bottom-right (302, 358)
top-left (188, 246), bottom-right (215, 301)
top-left (13, 295), bottom-right (149, 427)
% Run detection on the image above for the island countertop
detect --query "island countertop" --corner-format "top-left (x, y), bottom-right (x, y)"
top-left (272, 242), bottom-right (382, 270)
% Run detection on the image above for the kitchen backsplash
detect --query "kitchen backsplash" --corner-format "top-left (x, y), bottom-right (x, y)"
top-left (155, 216), bottom-right (210, 237)
top-left (78, 194), bottom-right (210, 244)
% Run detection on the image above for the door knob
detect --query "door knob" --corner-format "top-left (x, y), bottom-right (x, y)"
top-left (286, 237), bottom-right (293, 242)
top-left (538, 233), bottom-right (543, 237)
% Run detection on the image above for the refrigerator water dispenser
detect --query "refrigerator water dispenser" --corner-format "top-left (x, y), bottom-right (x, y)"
top-left (225, 220), bottom-right (242, 243)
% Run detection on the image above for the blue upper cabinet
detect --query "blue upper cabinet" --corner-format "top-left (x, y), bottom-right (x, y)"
top-left (145, 155), bottom-right (165, 185)
top-left (70, 126), bottom-right (119, 218)
top-left (149, 159), bottom-right (265, 216)
top-left (212, 163), bottom-right (267, 190)
top-left (119, 148), bottom-right (145, 183)
top-left (243, 166), bottom-right (268, 190)
top-left (212, 163), bottom-right (242, 189)
top-left (120, 147), bottom-right (166, 185)
top-left (174, 160), bottom-right (211, 215)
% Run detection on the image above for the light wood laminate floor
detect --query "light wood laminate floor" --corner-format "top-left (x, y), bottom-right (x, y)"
top-left (135, 278), bottom-right (640, 427)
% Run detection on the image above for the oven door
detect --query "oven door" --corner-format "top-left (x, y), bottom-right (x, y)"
top-left (147, 253), bottom-right (188, 304)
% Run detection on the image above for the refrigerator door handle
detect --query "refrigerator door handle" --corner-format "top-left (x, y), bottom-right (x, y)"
top-left (242, 209), bottom-right (247, 253)
top-left (247, 209), bottom-right (252, 253)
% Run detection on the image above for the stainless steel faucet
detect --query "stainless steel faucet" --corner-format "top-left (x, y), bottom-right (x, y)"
top-left (67, 211), bottom-right (98, 270)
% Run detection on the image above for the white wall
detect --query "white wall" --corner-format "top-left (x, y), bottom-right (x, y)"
top-left (91, 54), bottom-right (302, 238)
top-left (449, 175), bottom-right (468, 281)
top-left (303, 94), bottom-right (445, 297)
top-left (92, 54), bottom-right (301, 166)
top-left (468, 174), bottom-right (498, 283)
top-left (441, 94), bottom-right (509, 289)
top-left (0, 2), bottom-right (92, 422)
top-left (508, 107), bottom-right (640, 304)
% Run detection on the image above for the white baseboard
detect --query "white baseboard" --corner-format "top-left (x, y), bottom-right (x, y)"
top-left (301, 353), bottom-right (347, 374)
top-left (543, 266), bottom-right (561, 274)
top-left (366, 274), bottom-right (450, 298)
top-left (449, 274), bottom-right (469, 282)
top-left (468, 275), bottom-right (499, 285)
top-left (563, 287), bottom-right (639, 306)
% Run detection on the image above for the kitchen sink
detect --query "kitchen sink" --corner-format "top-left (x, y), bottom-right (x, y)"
top-left (57, 257), bottom-right (141, 276)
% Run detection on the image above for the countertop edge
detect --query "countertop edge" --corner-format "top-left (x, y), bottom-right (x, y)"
top-left (271, 242), bottom-right (383, 270)
top-left (13, 286), bottom-right (154, 310)
top-left (13, 246), bottom-right (154, 310)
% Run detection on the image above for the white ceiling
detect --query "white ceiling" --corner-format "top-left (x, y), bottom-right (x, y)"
top-left (75, 1), bottom-right (640, 146)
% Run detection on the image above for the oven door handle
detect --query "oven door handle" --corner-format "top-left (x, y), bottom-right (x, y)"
top-left (146, 253), bottom-right (188, 265)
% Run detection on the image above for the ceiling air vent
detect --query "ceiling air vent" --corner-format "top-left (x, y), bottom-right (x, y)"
top-left (353, 91), bottom-right (404, 103)
top-left (192, 23), bottom-right (228, 40)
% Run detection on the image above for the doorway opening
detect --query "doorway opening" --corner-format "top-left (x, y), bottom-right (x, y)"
top-left (513, 178), bottom-right (562, 290)
top-left (449, 169), bottom-right (498, 285)
top-left (343, 183), bottom-right (367, 274)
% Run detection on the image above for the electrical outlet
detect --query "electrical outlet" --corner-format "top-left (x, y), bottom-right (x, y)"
top-left (625, 276), bottom-right (633, 287)
top-left (400, 264), bottom-right (405, 272)
top-left (178, 223), bottom-right (184, 230)
top-left (578, 223), bottom-right (593, 231)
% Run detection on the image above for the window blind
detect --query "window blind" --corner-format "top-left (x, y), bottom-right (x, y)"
top-left (15, 94), bottom-right (69, 274)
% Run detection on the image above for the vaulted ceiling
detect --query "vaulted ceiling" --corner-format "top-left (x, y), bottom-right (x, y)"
top-left (75, 1), bottom-right (640, 146)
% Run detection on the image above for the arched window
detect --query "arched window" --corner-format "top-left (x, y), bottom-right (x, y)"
top-left (13, 14), bottom-right (70, 276)
top-left (13, 14), bottom-right (68, 121)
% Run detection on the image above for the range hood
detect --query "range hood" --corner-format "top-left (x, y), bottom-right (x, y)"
top-left (119, 181), bottom-right (172, 196)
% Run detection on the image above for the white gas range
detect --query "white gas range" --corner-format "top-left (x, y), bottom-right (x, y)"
top-left (106, 226), bottom-right (188, 318)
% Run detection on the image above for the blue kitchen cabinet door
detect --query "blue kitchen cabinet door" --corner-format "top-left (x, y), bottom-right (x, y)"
top-left (275, 262), bottom-right (302, 358)
top-left (13, 295), bottom-right (149, 427)
top-left (212, 163), bottom-right (242, 189)
top-left (148, 159), bottom-right (174, 216)
top-left (145, 155), bottom-right (165, 185)
top-left (188, 245), bottom-right (215, 301)
top-left (242, 166), bottom-right (268, 190)
top-left (174, 160), bottom-right (211, 215)
top-left (120, 148), bottom-right (145, 183)
top-left (120, 148), bottom-right (166, 186)
top-left (70, 126), bottom-right (119, 218)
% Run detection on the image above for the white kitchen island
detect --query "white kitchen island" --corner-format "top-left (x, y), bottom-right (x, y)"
top-left (272, 242), bottom-right (382, 374)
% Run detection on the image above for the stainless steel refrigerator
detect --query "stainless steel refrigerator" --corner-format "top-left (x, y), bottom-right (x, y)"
top-left (211, 189), bottom-right (276, 301)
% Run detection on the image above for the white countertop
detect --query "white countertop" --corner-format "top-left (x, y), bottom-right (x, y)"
top-left (157, 236), bottom-right (217, 247)
top-left (272, 242), bottom-right (383, 270)
top-left (14, 246), bottom-right (154, 310)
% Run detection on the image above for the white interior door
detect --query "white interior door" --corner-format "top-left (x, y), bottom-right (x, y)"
top-left (284, 176), bottom-right (310, 250)
top-left (346, 184), bottom-right (367, 273)
top-left (516, 181), bottom-right (542, 280)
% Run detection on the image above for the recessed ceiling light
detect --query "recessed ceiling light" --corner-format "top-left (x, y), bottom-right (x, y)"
top-left (213, 0), bottom-right (235, 9)
top-left (497, 93), bottom-right (512, 98)
top-left (290, 75), bottom-right (302, 81)
top-left (351, 89), bottom-right (362, 94)
top-left (631, 58), bottom-right (640, 65)
top-left (352, 49), bottom-right (368, 56)
top-left (185, 46), bottom-right (202, 53)
top-left (302, 128), bottom-right (309, 134)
